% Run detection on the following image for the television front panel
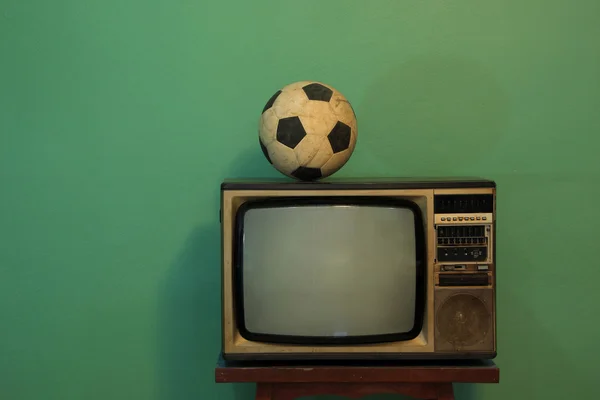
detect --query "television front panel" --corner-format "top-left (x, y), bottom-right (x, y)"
top-left (221, 180), bottom-right (497, 361)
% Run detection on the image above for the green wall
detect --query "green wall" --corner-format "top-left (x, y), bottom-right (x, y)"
top-left (1, 1), bottom-right (599, 399)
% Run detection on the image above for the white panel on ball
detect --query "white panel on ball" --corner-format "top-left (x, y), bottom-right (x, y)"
top-left (299, 113), bottom-right (337, 137)
top-left (294, 135), bottom-right (324, 166)
top-left (271, 89), bottom-right (309, 119)
top-left (259, 108), bottom-right (278, 146)
top-left (265, 141), bottom-right (299, 176)
top-left (305, 144), bottom-right (334, 169)
top-left (329, 93), bottom-right (356, 127)
top-left (321, 149), bottom-right (352, 177)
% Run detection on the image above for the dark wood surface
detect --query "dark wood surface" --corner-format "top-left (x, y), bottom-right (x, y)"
top-left (215, 354), bottom-right (500, 384)
top-left (254, 382), bottom-right (456, 400)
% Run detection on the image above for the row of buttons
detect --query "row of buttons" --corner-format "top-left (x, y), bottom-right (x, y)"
top-left (440, 265), bottom-right (489, 271)
top-left (441, 216), bottom-right (487, 222)
top-left (438, 237), bottom-right (486, 245)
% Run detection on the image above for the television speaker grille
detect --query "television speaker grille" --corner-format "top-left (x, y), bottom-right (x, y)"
top-left (434, 289), bottom-right (494, 352)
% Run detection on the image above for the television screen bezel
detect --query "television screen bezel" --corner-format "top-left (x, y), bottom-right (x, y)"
top-left (233, 196), bottom-right (426, 345)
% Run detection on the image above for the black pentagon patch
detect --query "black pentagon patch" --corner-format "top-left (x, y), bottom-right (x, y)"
top-left (276, 116), bottom-right (306, 149)
top-left (302, 83), bottom-right (333, 102)
top-left (259, 139), bottom-right (272, 164)
top-left (327, 121), bottom-right (352, 153)
top-left (262, 90), bottom-right (281, 113)
top-left (292, 166), bottom-right (322, 181)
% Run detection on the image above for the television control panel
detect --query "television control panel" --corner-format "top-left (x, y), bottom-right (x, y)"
top-left (434, 193), bottom-right (495, 287)
top-left (436, 224), bottom-right (490, 262)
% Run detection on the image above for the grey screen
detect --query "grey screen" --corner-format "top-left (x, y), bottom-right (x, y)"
top-left (241, 204), bottom-right (417, 338)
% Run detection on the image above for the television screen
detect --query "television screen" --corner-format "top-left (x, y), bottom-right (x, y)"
top-left (235, 198), bottom-right (424, 344)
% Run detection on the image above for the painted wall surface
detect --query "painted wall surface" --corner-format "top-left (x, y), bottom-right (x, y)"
top-left (1, 1), bottom-right (599, 399)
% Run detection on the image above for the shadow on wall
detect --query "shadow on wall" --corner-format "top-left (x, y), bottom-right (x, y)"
top-left (454, 383), bottom-right (477, 400)
top-left (156, 146), bottom-right (276, 400)
top-left (157, 225), bottom-right (221, 400)
top-left (357, 55), bottom-right (510, 176)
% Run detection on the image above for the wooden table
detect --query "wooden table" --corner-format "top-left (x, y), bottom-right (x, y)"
top-left (215, 354), bottom-right (500, 400)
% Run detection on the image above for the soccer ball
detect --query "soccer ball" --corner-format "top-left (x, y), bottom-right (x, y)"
top-left (259, 81), bottom-right (357, 181)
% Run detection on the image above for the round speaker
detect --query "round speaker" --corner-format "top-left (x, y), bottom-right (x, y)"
top-left (436, 293), bottom-right (491, 348)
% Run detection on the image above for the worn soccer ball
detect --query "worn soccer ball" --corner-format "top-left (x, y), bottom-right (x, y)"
top-left (259, 81), bottom-right (357, 181)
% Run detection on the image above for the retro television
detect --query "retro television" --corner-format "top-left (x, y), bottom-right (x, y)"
top-left (220, 179), bottom-right (496, 360)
